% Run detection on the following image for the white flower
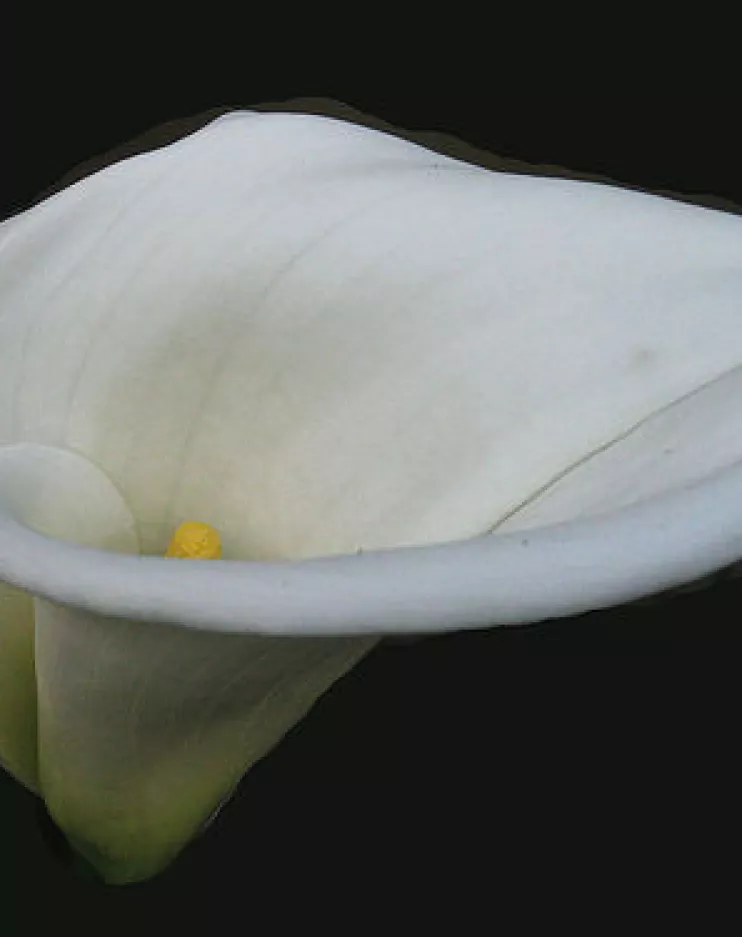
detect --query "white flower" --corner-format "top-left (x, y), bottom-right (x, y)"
top-left (2, 110), bottom-right (742, 882)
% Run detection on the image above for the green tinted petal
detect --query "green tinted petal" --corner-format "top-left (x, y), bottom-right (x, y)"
top-left (34, 597), bottom-right (375, 884)
top-left (0, 581), bottom-right (38, 792)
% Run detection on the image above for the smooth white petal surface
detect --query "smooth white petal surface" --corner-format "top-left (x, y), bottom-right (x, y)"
top-left (3, 112), bottom-right (742, 629)
top-left (498, 363), bottom-right (742, 531)
top-left (3, 111), bottom-right (742, 883)
top-left (3, 112), bottom-right (742, 562)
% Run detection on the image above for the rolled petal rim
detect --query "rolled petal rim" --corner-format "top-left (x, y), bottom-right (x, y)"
top-left (2, 443), bottom-right (742, 636)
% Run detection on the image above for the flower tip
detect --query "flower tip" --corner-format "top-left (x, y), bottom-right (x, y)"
top-left (165, 521), bottom-right (222, 560)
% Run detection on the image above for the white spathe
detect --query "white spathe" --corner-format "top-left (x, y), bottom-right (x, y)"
top-left (1, 110), bottom-right (742, 882)
top-left (0, 443), bottom-right (375, 883)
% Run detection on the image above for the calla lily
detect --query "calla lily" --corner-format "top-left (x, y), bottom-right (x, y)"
top-left (2, 109), bottom-right (742, 883)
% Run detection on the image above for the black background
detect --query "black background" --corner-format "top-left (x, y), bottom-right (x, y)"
top-left (3, 90), bottom-right (742, 921)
